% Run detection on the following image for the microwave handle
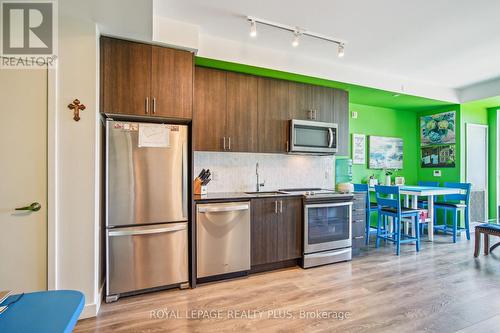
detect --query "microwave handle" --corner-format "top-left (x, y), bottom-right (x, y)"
top-left (328, 128), bottom-right (334, 148)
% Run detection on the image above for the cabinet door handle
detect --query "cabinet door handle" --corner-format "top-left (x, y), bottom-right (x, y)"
top-left (228, 137), bottom-right (231, 150)
top-left (279, 200), bottom-right (283, 213)
top-left (152, 97), bottom-right (156, 114)
top-left (274, 200), bottom-right (278, 214)
top-left (223, 137), bottom-right (226, 151)
top-left (145, 97), bottom-right (149, 114)
top-left (307, 110), bottom-right (312, 119)
top-left (354, 236), bottom-right (364, 240)
top-left (286, 140), bottom-right (289, 152)
top-left (314, 110), bottom-right (318, 120)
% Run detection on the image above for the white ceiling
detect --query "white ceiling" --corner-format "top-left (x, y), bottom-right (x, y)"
top-left (155, 0), bottom-right (500, 101)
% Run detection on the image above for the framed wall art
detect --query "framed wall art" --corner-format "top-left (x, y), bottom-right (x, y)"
top-left (369, 136), bottom-right (403, 169)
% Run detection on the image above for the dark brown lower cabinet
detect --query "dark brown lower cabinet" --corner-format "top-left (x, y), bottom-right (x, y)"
top-left (251, 197), bottom-right (302, 267)
top-left (251, 198), bottom-right (279, 266)
top-left (277, 198), bottom-right (302, 261)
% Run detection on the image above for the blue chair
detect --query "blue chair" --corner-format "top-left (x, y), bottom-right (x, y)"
top-left (433, 182), bottom-right (472, 243)
top-left (416, 181), bottom-right (440, 209)
top-left (353, 183), bottom-right (379, 245)
top-left (375, 185), bottom-right (421, 255)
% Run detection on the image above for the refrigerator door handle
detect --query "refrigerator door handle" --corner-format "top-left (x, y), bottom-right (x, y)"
top-left (108, 224), bottom-right (187, 237)
top-left (182, 141), bottom-right (188, 220)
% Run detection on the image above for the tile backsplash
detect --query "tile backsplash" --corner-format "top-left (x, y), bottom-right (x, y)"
top-left (194, 152), bottom-right (335, 192)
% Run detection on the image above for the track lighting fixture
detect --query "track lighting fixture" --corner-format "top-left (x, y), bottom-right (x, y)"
top-left (246, 16), bottom-right (346, 57)
top-left (292, 31), bottom-right (300, 47)
top-left (249, 20), bottom-right (257, 38)
top-left (338, 43), bottom-right (345, 58)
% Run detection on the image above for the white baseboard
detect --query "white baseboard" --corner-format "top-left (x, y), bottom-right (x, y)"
top-left (79, 283), bottom-right (104, 319)
top-left (80, 303), bottom-right (98, 319)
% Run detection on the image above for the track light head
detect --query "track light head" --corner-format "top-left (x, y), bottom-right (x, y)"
top-left (292, 30), bottom-right (300, 47)
top-left (249, 20), bottom-right (257, 38)
top-left (338, 43), bottom-right (345, 58)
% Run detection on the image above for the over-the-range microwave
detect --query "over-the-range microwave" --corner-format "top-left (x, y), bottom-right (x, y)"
top-left (289, 119), bottom-right (338, 155)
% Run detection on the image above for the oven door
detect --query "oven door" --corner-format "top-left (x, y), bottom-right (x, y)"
top-left (290, 119), bottom-right (337, 154)
top-left (304, 202), bottom-right (352, 253)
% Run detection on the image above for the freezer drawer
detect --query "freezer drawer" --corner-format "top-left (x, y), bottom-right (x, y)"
top-left (106, 222), bottom-right (188, 297)
top-left (196, 202), bottom-right (251, 279)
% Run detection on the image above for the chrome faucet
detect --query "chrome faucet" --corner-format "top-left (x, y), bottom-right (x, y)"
top-left (256, 163), bottom-right (265, 192)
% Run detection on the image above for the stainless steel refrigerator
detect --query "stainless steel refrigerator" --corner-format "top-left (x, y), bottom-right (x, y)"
top-left (105, 119), bottom-right (189, 303)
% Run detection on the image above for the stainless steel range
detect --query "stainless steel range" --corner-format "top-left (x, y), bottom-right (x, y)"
top-left (280, 188), bottom-right (354, 268)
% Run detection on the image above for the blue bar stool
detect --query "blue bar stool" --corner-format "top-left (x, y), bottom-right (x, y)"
top-left (375, 185), bottom-right (421, 255)
top-left (433, 182), bottom-right (472, 243)
top-left (353, 183), bottom-right (378, 245)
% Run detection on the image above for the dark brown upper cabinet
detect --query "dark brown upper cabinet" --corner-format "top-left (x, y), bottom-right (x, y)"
top-left (193, 67), bottom-right (227, 151)
top-left (288, 82), bottom-right (337, 123)
top-left (257, 77), bottom-right (289, 153)
top-left (192, 66), bottom-right (349, 155)
top-left (193, 67), bottom-right (258, 152)
top-left (333, 89), bottom-right (349, 156)
top-left (312, 86), bottom-right (335, 123)
top-left (101, 37), bottom-right (151, 116)
top-left (151, 46), bottom-right (193, 119)
top-left (100, 37), bottom-right (193, 119)
top-left (226, 72), bottom-right (258, 152)
top-left (288, 81), bottom-right (314, 121)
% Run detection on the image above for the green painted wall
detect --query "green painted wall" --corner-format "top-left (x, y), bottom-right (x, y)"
top-left (349, 103), bottom-right (418, 185)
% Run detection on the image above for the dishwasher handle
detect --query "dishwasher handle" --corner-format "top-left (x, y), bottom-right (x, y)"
top-left (198, 204), bottom-right (250, 213)
top-left (108, 224), bottom-right (187, 237)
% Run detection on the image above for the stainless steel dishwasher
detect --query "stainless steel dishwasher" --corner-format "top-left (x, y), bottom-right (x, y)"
top-left (196, 201), bottom-right (251, 279)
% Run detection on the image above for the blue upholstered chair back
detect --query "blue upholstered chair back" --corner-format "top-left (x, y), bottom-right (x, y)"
top-left (443, 182), bottom-right (471, 203)
top-left (353, 183), bottom-right (369, 204)
top-left (418, 181), bottom-right (440, 187)
top-left (353, 183), bottom-right (369, 192)
top-left (375, 185), bottom-right (401, 212)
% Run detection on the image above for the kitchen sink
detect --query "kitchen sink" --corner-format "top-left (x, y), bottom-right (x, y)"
top-left (244, 191), bottom-right (287, 196)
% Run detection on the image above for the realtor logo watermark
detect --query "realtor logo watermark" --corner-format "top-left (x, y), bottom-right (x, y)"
top-left (1, 1), bottom-right (57, 68)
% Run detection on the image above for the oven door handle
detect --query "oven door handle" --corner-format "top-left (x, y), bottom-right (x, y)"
top-left (305, 202), bottom-right (353, 209)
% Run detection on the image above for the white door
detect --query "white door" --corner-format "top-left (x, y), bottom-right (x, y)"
top-left (466, 123), bottom-right (488, 222)
top-left (0, 68), bottom-right (47, 293)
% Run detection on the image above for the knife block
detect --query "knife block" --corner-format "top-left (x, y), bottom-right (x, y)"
top-left (194, 178), bottom-right (208, 195)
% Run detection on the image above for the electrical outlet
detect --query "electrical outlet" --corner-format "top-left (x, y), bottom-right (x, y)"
top-left (351, 111), bottom-right (358, 119)
top-left (433, 170), bottom-right (441, 177)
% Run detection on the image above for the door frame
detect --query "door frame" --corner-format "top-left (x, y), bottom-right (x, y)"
top-left (465, 123), bottom-right (489, 220)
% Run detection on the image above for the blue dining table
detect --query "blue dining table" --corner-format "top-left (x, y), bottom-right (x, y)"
top-left (369, 185), bottom-right (462, 241)
top-left (0, 290), bottom-right (84, 333)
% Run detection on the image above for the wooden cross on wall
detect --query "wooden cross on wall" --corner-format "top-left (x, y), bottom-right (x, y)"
top-left (67, 99), bottom-right (86, 121)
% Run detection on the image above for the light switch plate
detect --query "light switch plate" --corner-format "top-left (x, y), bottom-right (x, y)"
top-left (433, 170), bottom-right (441, 177)
top-left (351, 111), bottom-right (358, 119)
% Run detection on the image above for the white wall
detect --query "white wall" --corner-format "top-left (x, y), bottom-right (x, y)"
top-left (55, 0), bottom-right (101, 319)
top-left (194, 152), bottom-right (335, 192)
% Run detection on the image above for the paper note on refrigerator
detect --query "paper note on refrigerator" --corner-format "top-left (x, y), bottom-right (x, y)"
top-left (138, 123), bottom-right (170, 148)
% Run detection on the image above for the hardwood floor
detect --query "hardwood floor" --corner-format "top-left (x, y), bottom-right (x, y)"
top-left (76, 234), bottom-right (500, 333)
